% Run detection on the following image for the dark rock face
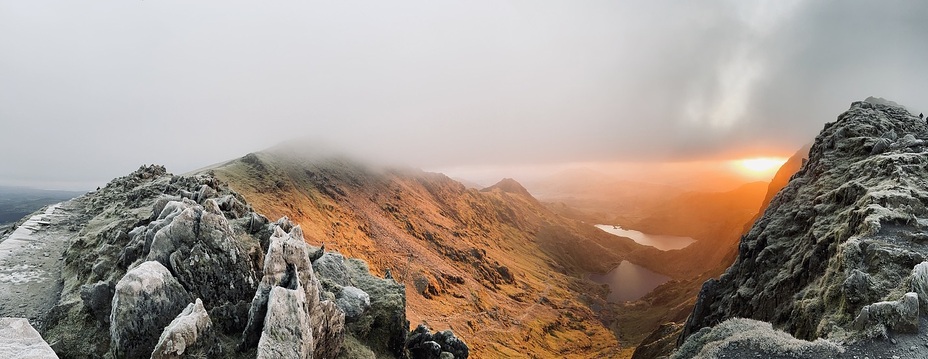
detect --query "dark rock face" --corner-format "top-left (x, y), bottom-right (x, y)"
top-left (110, 261), bottom-right (193, 358)
top-left (79, 280), bottom-right (115, 324)
top-left (681, 99), bottom-right (928, 345)
top-left (406, 324), bottom-right (469, 359)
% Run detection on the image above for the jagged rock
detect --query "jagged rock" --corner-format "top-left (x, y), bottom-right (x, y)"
top-left (852, 292), bottom-right (919, 333)
top-left (118, 196), bottom-right (261, 333)
top-left (406, 324), bottom-right (469, 359)
top-left (80, 280), bottom-right (115, 324)
top-left (681, 99), bottom-right (928, 343)
top-left (311, 299), bottom-right (346, 359)
top-left (152, 298), bottom-right (217, 359)
top-left (35, 164), bottom-right (416, 358)
top-left (0, 318), bottom-right (57, 359)
top-left (241, 224), bottom-right (345, 357)
top-left (674, 318), bottom-right (843, 359)
top-left (336, 286), bottom-right (371, 322)
top-left (110, 261), bottom-right (193, 359)
top-left (258, 285), bottom-right (312, 359)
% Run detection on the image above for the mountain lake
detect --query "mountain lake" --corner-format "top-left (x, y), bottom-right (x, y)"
top-left (595, 224), bottom-right (695, 251)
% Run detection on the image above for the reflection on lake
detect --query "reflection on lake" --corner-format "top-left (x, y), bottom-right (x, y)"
top-left (587, 260), bottom-right (671, 302)
top-left (595, 224), bottom-right (695, 251)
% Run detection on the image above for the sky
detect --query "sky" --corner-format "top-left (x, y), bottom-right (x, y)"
top-left (2, 1), bottom-right (928, 190)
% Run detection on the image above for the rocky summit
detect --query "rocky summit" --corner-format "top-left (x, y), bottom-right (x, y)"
top-left (2, 164), bottom-right (467, 358)
top-left (676, 98), bottom-right (928, 357)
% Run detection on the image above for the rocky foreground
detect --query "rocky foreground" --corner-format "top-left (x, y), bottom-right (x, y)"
top-left (673, 98), bottom-right (928, 357)
top-left (0, 165), bottom-right (467, 358)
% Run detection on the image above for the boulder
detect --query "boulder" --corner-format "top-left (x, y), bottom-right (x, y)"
top-left (674, 318), bottom-right (843, 359)
top-left (0, 318), bottom-right (57, 359)
top-left (152, 298), bottom-right (217, 359)
top-left (406, 324), bottom-right (469, 359)
top-left (852, 292), bottom-right (919, 333)
top-left (110, 261), bottom-right (192, 359)
top-left (257, 285), bottom-right (312, 359)
top-left (314, 252), bottom-right (351, 287)
top-left (336, 286), bottom-right (371, 322)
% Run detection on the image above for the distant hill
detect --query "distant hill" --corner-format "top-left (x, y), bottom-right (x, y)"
top-left (0, 186), bottom-right (85, 224)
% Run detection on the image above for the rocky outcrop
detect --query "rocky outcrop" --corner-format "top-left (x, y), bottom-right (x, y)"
top-left (406, 324), bottom-right (469, 359)
top-left (674, 318), bottom-right (843, 359)
top-left (152, 298), bottom-right (217, 359)
top-left (0, 318), bottom-right (57, 359)
top-left (35, 165), bottom-right (422, 358)
top-left (680, 99), bottom-right (928, 349)
top-left (257, 286), bottom-right (313, 359)
top-left (241, 224), bottom-right (345, 358)
top-left (110, 261), bottom-right (193, 358)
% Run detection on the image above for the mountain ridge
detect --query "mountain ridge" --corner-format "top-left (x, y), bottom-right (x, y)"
top-left (675, 98), bottom-right (928, 357)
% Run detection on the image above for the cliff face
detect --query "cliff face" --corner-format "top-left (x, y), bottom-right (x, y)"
top-left (681, 98), bottom-right (928, 348)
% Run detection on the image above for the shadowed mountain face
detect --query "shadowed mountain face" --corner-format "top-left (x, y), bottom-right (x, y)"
top-left (675, 99), bottom-right (928, 357)
top-left (204, 150), bottom-right (670, 357)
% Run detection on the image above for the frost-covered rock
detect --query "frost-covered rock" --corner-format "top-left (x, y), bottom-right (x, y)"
top-left (110, 261), bottom-right (192, 359)
top-left (682, 99), bottom-right (928, 343)
top-left (853, 292), bottom-right (919, 333)
top-left (152, 298), bottom-right (217, 359)
top-left (674, 318), bottom-right (843, 359)
top-left (257, 286), bottom-right (312, 359)
top-left (241, 224), bottom-right (345, 357)
top-left (911, 262), bottom-right (928, 312)
top-left (336, 286), bottom-right (371, 322)
top-left (314, 252), bottom-right (351, 287)
top-left (0, 318), bottom-right (57, 359)
top-left (342, 258), bottom-right (409, 357)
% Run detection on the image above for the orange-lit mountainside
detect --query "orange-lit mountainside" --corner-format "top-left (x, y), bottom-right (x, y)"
top-left (203, 144), bottom-right (789, 357)
top-left (206, 150), bottom-right (672, 357)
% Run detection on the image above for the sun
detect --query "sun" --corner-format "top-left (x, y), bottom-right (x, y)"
top-left (733, 157), bottom-right (787, 178)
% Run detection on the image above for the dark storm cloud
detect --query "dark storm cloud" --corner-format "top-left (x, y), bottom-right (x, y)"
top-left (1, 0), bottom-right (927, 189)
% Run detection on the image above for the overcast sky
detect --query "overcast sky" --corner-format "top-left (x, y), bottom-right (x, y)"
top-left (2, 1), bottom-right (927, 189)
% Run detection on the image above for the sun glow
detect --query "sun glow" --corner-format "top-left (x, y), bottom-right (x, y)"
top-left (733, 157), bottom-right (787, 178)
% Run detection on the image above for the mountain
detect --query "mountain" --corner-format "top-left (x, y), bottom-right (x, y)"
top-left (203, 149), bottom-right (671, 357)
top-left (676, 99), bottom-right (928, 357)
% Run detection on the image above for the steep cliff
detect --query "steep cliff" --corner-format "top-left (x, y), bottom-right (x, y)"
top-left (679, 98), bottom-right (928, 355)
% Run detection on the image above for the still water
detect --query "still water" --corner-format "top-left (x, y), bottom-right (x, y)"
top-left (587, 260), bottom-right (671, 302)
top-left (595, 224), bottom-right (695, 251)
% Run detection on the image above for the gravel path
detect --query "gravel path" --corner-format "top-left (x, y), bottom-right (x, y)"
top-left (0, 201), bottom-right (77, 330)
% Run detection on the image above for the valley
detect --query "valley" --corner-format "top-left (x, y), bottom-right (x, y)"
top-left (196, 147), bottom-right (792, 357)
